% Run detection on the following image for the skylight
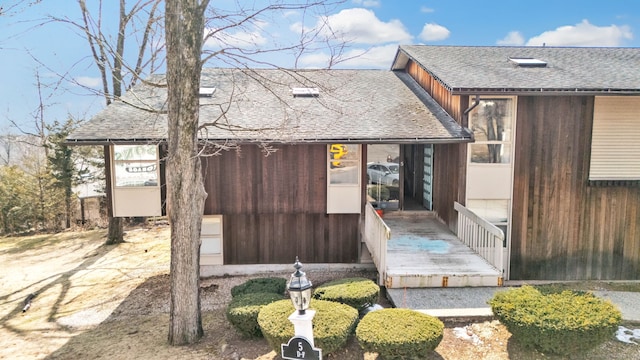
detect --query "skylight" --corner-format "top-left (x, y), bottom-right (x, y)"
top-left (199, 87), bottom-right (216, 97)
top-left (292, 87), bottom-right (320, 97)
top-left (509, 57), bottom-right (547, 67)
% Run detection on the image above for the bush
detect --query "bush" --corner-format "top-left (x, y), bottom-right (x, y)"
top-left (368, 186), bottom-right (390, 201)
top-left (356, 308), bottom-right (444, 359)
top-left (226, 292), bottom-right (284, 338)
top-left (230, 277), bottom-right (286, 298)
top-left (257, 299), bottom-right (359, 355)
top-left (313, 277), bottom-right (380, 311)
top-left (489, 285), bottom-right (622, 356)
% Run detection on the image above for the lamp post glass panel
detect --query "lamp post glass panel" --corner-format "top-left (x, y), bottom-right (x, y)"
top-left (288, 257), bottom-right (312, 315)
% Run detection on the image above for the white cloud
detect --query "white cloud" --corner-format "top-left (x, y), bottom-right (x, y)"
top-left (75, 76), bottom-right (102, 88)
top-left (352, 0), bottom-right (381, 7)
top-left (526, 20), bottom-right (633, 46)
top-left (298, 44), bottom-right (398, 69)
top-left (420, 7), bottom-right (435, 13)
top-left (419, 23), bottom-right (450, 42)
top-left (317, 8), bottom-right (412, 45)
top-left (203, 22), bottom-right (269, 49)
top-left (497, 31), bottom-right (525, 46)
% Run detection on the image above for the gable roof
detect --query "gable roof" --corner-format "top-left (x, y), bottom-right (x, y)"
top-left (392, 45), bottom-right (640, 95)
top-left (68, 68), bottom-right (472, 145)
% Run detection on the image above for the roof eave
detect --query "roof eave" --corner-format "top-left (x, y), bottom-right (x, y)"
top-left (450, 88), bottom-right (640, 96)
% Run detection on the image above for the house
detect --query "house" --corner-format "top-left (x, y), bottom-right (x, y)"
top-left (68, 46), bottom-right (640, 282)
top-left (67, 68), bottom-right (472, 271)
top-left (391, 45), bottom-right (640, 280)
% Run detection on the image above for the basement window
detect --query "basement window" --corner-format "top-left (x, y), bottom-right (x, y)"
top-left (292, 87), bottom-right (319, 97)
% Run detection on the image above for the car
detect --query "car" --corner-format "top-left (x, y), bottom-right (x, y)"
top-left (367, 162), bottom-right (399, 186)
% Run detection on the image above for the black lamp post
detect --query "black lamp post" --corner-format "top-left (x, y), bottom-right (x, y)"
top-left (288, 257), bottom-right (312, 315)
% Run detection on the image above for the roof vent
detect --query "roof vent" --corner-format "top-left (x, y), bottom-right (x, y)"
top-left (509, 57), bottom-right (547, 67)
top-left (199, 87), bottom-right (216, 97)
top-left (292, 87), bottom-right (319, 97)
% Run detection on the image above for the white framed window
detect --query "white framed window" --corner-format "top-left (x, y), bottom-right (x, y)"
top-left (468, 98), bottom-right (515, 164)
top-left (327, 144), bottom-right (361, 214)
top-left (113, 145), bottom-right (159, 187)
top-left (589, 96), bottom-right (640, 181)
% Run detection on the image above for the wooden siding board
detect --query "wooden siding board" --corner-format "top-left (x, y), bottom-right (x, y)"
top-left (512, 96), bottom-right (640, 280)
top-left (205, 144), bottom-right (358, 264)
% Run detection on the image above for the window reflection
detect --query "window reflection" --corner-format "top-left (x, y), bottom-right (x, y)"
top-left (470, 99), bottom-right (513, 163)
top-left (113, 145), bottom-right (159, 187)
top-left (328, 144), bottom-right (359, 184)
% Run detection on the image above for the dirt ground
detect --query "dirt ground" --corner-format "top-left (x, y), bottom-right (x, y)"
top-left (1, 223), bottom-right (639, 360)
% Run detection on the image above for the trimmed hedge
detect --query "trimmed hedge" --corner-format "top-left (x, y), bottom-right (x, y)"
top-left (226, 292), bottom-right (284, 338)
top-left (313, 277), bottom-right (380, 311)
top-left (257, 299), bottom-right (359, 355)
top-left (356, 308), bottom-right (444, 359)
top-left (489, 285), bottom-right (622, 356)
top-left (230, 277), bottom-right (286, 298)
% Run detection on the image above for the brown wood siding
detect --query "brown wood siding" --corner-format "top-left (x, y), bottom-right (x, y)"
top-left (202, 144), bottom-right (359, 264)
top-left (406, 60), bottom-right (467, 228)
top-left (512, 96), bottom-right (640, 280)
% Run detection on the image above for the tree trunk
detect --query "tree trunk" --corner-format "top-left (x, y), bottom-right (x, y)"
top-left (105, 217), bottom-right (124, 245)
top-left (165, 0), bottom-right (209, 346)
top-left (103, 146), bottom-right (124, 244)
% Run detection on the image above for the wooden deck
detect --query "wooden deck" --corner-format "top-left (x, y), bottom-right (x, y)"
top-left (380, 211), bottom-right (503, 288)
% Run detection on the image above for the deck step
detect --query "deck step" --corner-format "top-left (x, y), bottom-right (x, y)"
top-left (385, 273), bottom-right (503, 288)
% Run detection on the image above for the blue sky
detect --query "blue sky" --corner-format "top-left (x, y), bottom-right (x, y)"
top-left (1, 0), bottom-right (638, 133)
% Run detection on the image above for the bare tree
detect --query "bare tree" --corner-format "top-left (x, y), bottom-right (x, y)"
top-left (71, 0), bottom-right (164, 244)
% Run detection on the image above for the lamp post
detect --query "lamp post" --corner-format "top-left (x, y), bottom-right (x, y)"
top-left (285, 257), bottom-right (318, 349)
top-left (288, 257), bottom-right (312, 315)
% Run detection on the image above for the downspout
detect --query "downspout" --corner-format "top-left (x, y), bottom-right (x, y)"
top-left (463, 94), bottom-right (481, 126)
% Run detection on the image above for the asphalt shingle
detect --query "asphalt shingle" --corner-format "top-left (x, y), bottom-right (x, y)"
top-left (68, 68), bottom-right (471, 144)
top-left (394, 45), bottom-right (640, 94)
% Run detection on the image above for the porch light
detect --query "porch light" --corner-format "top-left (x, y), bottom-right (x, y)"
top-left (288, 257), bottom-right (312, 315)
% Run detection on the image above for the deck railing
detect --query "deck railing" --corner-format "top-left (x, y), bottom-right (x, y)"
top-left (454, 201), bottom-right (504, 275)
top-left (363, 202), bottom-right (391, 285)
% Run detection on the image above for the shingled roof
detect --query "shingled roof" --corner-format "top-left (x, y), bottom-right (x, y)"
top-left (392, 45), bottom-right (640, 95)
top-left (68, 68), bottom-right (472, 144)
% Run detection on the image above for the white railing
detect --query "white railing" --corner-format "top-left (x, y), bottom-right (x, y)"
top-left (363, 202), bottom-right (391, 286)
top-left (454, 201), bottom-right (504, 275)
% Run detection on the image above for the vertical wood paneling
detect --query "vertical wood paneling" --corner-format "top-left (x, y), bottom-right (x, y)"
top-left (512, 96), bottom-right (640, 280)
top-left (205, 144), bottom-right (359, 264)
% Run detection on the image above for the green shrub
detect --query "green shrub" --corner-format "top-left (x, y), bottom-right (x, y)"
top-left (356, 308), bottom-right (444, 359)
top-left (313, 277), bottom-right (380, 311)
top-left (368, 186), bottom-right (390, 201)
top-left (230, 277), bottom-right (286, 298)
top-left (489, 285), bottom-right (622, 356)
top-left (257, 299), bottom-right (359, 355)
top-left (226, 292), bottom-right (284, 338)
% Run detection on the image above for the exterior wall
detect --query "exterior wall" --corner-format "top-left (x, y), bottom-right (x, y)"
top-left (406, 60), bottom-right (467, 227)
top-left (511, 96), bottom-right (640, 280)
top-left (202, 143), bottom-right (360, 264)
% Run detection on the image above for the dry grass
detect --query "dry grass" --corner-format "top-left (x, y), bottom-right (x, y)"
top-left (1, 224), bottom-right (639, 359)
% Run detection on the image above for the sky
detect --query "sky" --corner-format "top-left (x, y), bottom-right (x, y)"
top-left (0, 0), bottom-right (638, 134)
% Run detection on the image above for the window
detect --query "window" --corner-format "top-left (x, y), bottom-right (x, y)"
top-left (328, 144), bottom-right (359, 184)
top-left (327, 144), bottom-right (361, 214)
top-left (113, 145), bottom-right (159, 187)
top-left (469, 98), bottom-right (514, 164)
top-left (589, 97), bottom-right (640, 182)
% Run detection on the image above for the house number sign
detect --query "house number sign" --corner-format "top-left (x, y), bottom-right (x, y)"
top-left (281, 336), bottom-right (322, 360)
